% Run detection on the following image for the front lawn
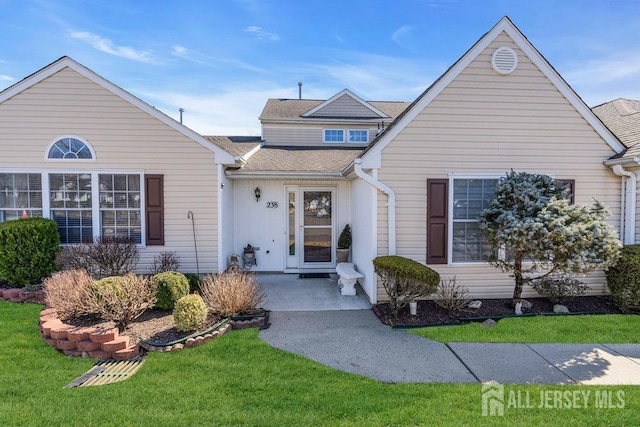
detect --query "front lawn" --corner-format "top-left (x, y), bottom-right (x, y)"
top-left (0, 302), bottom-right (638, 426)
top-left (410, 314), bottom-right (640, 344)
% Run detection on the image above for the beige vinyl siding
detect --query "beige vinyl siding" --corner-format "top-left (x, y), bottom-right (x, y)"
top-left (375, 31), bottom-right (621, 300)
top-left (263, 123), bottom-right (377, 146)
top-left (0, 67), bottom-right (219, 273)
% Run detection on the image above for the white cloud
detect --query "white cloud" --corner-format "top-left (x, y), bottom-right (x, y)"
top-left (0, 74), bottom-right (14, 82)
top-left (391, 25), bottom-right (414, 48)
top-left (145, 87), bottom-right (289, 135)
top-left (70, 31), bottom-right (157, 63)
top-left (244, 26), bottom-right (280, 41)
top-left (562, 48), bottom-right (640, 105)
top-left (171, 44), bottom-right (264, 72)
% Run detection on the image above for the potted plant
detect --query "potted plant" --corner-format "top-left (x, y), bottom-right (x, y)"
top-left (336, 225), bottom-right (351, 263)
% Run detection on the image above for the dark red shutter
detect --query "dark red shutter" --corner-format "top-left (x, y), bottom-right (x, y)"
top-left (145, 175), bottom-right (164, 245)
top-left (559, 179), bottom-right (575, 204)
top-left (427, 179), bottom-right (448, 264)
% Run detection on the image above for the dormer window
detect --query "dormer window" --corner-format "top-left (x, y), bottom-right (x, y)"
top-left (323, 129), bottom-right (345, 143)
top-left (348, 129), bottom-right (368, 143)
top-left (46, 136), bottom-right (95, 160)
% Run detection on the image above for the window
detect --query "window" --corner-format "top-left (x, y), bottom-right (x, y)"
top-left (0, 173), bottom-right (42, 221)
top-left (451, 178), bottom-right (498, 262)
top-left (99, 174), bottom-right (142, 243)
top-left (49, 173), bottom-right (93, 244)
top-left (47, 137), bottom-right (94, 160)
top-left (348, 129), bottom-right (368, 143)
top-left (323, 129), bottom-right (344, 143)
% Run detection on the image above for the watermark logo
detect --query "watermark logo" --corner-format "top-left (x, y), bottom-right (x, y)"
top-left (482, 383), bottom-right (504, 416)
top-left (481, 383), bottom-right (625, 416)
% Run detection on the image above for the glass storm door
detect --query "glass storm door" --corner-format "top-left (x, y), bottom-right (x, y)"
top-left (300, 189), bottom-right (334, 266)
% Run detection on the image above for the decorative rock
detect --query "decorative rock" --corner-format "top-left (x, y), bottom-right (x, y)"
top-left (520, 299), bottom-right (533, 309)
top-left (514, 303), bottom-right (523, 315)
top-left (468, 300), bottom-right (482, 309)
top-left (185, 338), bottom-right (196, 348)
top-left (194, 336), bottom-right (205, 346)
top-left (482, 319), bottom-right (497, 328)
top-left (553, 304), bottom-right (570, 313)
top-left (172, 343), bottom-right (184, 350)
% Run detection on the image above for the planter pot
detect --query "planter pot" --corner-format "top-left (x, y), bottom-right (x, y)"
top-left (336, 248), bottom-right (350, 263)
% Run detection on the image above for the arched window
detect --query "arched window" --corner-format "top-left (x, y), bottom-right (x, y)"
top-left (47, 137), bottom-right (95, 160)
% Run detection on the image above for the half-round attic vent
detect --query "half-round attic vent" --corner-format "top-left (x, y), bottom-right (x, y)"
top-left (491, 46), bottom-right (518, 75)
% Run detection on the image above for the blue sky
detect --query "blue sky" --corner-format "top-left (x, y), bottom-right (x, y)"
top-left (1, 0), bottom-right (639, 135)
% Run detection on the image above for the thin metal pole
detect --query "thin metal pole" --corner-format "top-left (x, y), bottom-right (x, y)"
top-left (187, 211), bottom-right (200, 276)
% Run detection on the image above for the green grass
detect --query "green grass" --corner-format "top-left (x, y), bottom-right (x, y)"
top-left (410, 314), bottom-right (640, 344)
top-left (0, 302), bottom-right (638, 426)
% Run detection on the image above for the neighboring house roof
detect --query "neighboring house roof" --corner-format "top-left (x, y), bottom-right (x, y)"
top-left (0, 56), bottom-right (236, 165)
top-left (203, 136), bottom-right (262, 158)
top-left (593, 99), bottom-right (640, 161)
top-left (301, 89), bottom-right (391, 119)
top-left (259, 98), bottom-right (410, 122)
top-left (225, 146), bottom-right (362, 178)
top-left (357, 16), bottom-right (626, 169)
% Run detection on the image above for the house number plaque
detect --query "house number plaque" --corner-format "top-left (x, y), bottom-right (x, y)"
top-left (266, 202), bottom-right (278, 208)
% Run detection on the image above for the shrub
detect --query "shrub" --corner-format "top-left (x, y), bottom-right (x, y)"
top-left (606, 245), bottom-right (640, 312)
top-left (149, 251), bottom-right (181, 275)
top-left (337, 225), bottom-right (352, 249)
top-left (173, 294), bottom-right (207, 332)
top-left (531, 276), bottom-right (588, 304)
top-left (200, 271), bottom-right (264, 317)
top-left (153, 271), bottom-right (190, 310)
top-left (43, 269), bottom-right (93, 321)
top-left (183, 273), bottom-right (201, 294)
top-left (55, 236), bottom-right (139, 279)
top-left (433, 276), bottom-right (471, 312)
top-left (87, 274), bottom-right (156, 331)
top-left (373, 255), bottom-right (440, 317)
top-left (0, 218), bottom-right (60, 286)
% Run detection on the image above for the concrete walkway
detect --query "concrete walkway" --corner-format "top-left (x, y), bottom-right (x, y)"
top-left (259, 310), bottom-right (640, 384)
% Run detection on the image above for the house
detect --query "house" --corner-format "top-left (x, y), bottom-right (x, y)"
top-left (0, 16), bottom-right (630, 304)
top-left (593, 98), bottom-right (640, 245)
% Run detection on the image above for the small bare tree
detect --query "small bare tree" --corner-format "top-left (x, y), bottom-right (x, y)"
top-left (433, 276), bottom-right (471, 312)
top-left (149, 251), bottom-right (181, 275)
top-left (87, 274), bottom-right (156, 331)
top-left (43, 269), bottom-right (93, 320)
top-left (200, 272), bottom-right (264, 317)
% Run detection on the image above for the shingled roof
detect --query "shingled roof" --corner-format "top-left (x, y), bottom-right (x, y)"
top-left (229, 146), bottom-right (362, 174)
top-left (593, 98), bottom-right (640, 159)
top-left (259, 98), bottom-right (410, 121)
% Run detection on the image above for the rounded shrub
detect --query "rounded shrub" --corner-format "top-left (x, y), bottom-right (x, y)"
top-left (0, 217), bottom-right (60, 286)
top-left (606, 245), bottom-right (640, 312)
top-left (173, 294), bottom-right (207, 332)
top-left (183, 273), bottom-right (201, 293)
top-left (153, 271), bottom-right (190, 310)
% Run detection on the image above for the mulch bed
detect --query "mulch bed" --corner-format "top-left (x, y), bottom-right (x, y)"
top-left (373, 296), bottom-right (623, 327)
top-left (66, 309), bottom-right (224, 345)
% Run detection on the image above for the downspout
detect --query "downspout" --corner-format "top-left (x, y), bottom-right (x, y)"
top-left (353, 159), bottom-right (396, 255)
top-left (611, 164), bottom-right (637, 244)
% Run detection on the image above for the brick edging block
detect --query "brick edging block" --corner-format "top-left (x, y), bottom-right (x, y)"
top-left (38, 308), bottom-right (140, 361)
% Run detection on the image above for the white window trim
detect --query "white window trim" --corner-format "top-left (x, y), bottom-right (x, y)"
top-left (347, 129), bottom-right (369, 143)
top-left (447, 173), bottom-right (502, 266)
top-left (0, 169), bottom-right (145, 247)
top-left (45, 135), bottom-right (97, 162)
top-left (323, 129), bottom-right (345, 143)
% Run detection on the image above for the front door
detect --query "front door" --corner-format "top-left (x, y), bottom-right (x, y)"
top-left (300, 189), bottom-right (335, 268)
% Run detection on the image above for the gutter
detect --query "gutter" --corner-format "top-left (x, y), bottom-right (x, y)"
top-left (225, 170), bottom-right (347, 180)
top-left (611, 164), bottom-right (637, 244)
top-left (353, 158), bottom-right (396, 255)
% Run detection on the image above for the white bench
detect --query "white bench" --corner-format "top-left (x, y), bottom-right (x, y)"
top-left (336, 262), bottom-right (364, 296)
